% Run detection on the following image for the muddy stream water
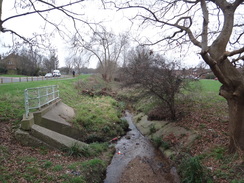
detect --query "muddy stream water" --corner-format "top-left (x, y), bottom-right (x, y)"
top-left (104, 111), bottom-right (180, 183)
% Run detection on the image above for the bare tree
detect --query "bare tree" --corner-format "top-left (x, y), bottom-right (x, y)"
top-left (50, 51), bottom-right (59, 70)
top-left (72, 26), bottom-right (129, 81)
top-left (42, 50), bottom-right (58, 72)
top-left (110, 0), bottom-right (244, 152)
top-left (71, 56), bottom-right (86, 74)
top-left (121, 46), bottom-right (182, 120)
top-left (17, 48), bottom-right (43, 76)
top-left (65, 57), bottom-right (73, 75)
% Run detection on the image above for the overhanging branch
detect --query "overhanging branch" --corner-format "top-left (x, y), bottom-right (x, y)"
top-left (2, 0), bottom-right (84, 24)
top-left (219, 47), bottom-right (244, 62)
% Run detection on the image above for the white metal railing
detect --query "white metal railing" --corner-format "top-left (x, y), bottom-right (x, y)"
top-left (24, 85), bottom-right (59, 118)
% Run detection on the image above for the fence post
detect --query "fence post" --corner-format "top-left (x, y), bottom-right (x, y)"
top-left (52, 85), bottom-right (55, 100)
top-left (37, 87), bottom-right (41, 109)
top-left (1, 78), bottom-right (3, 84)
top-left (24, 89), bottom-right (29, 118)
top-left (57, 85), bottom-right (59, 98)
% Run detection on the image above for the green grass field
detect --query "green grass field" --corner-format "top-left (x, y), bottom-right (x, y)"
top-left (185, 79), bottom-right (224, 103)
top-left (199, 79), bottom-right (222, 93)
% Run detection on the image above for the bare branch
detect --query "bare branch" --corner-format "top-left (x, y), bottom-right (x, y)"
top-left (219, 47), bottom-right (244, 62)
top-left (1, 28), bottom-right (32, 45)
top-left (2, 0), bottom-right (84, 24)
top-left (200, 0), bottom-right (209, 51)
top-left (200, 51), bottom-right (230, 86)
top-left (231, 55), bottom-right (244, 64)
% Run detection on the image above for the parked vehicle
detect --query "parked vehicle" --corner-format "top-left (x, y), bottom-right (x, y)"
top-left (45, 73), bottom-right (53, 78)
top-left (52, 70), bottom-right (61, 77)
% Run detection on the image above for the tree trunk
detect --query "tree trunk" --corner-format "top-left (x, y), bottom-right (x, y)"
top-left (220, 60), bottom-right (244, 152)
top-left (226, 96), bottom-right (244, 152)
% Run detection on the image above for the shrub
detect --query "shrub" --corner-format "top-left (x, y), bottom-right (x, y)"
top-left (179, 156), bottom-right (213, 183)
top-left (205, 74), bottom-right (216, 79)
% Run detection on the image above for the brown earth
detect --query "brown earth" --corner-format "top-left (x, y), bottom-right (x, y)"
top-left (119, 154), bottom-right (180, 183)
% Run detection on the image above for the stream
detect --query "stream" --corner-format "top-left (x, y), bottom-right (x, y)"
top-left (104, 111), bottom-right (180, 183)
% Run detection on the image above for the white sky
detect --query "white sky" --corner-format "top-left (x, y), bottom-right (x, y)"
top-left (0, 0), bottom-right (201, 68)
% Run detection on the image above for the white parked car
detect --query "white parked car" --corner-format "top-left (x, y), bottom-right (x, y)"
top-left (52, 70), bottom-right (61, 77)
top-left (45, 73), bottom-right (53, 78)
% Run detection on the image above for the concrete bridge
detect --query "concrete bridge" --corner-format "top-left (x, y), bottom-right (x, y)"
top-left (15, 99), bottom-right (87, 150)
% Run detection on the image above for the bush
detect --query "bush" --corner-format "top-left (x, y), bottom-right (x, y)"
top-left (205, 74), bottom-right (216, 79)
top-left (120, 47), bottom-right (184, 120)
top-left (179, 156), bottom-right (213, 183)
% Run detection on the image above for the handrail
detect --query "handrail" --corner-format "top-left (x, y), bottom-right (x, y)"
top-left (24, 85), bottom-right (59, 118)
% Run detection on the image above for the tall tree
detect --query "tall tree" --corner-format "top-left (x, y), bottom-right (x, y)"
top-left (112, 0), bottom-right (244, 152)
top-left (49, 51), bottom-right (59, 70)
top-left (71, 56), bottom-right (86, 74)
top-left (72, 26), bottom-right (129, 81)
top-left (17, 48), bottom-right (42, 76)
top-left (64, 57), bottom-right (73, 75)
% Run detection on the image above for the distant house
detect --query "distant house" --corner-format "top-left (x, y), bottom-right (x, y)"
top-left (1, 53), bottom-right (21, 74)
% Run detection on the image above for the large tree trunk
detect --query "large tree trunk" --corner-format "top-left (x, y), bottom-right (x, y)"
top-left (220, 82), bottom-right (244, 152)
top-left (227, 97), bottom-right (244, 152)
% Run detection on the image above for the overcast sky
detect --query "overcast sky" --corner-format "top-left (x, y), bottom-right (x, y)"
top-left (0, 0), bottom-right (201, 68)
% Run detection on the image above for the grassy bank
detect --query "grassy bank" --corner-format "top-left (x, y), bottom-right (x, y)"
top-left (0, 75), bottom-right (127, 183)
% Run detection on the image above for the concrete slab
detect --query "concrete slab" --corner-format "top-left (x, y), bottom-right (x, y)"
top-left (42, 101), bottom-right (75, 126)
top-left (15, 129), bottom-right (55, 149)
top-left (31, 124), bottom-right (87, 150)
top-left (134, 114), bottom-right (199, 158)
